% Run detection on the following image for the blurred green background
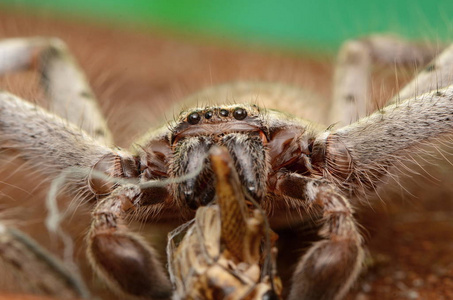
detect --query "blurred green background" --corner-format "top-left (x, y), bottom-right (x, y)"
top-left (1, 0), bottom-right (452, 53)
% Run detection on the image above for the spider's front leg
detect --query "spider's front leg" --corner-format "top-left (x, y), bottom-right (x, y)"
top-left (274, 173), bottom-right (363, 300)
top-left (0, 37), bottom-right (163, 298)
top-left (0, 37), bottom-right (111, 143)
top-left (0, 37), bottom-right (117, 191)
top-left (88, 185), bottom-right (172, 299)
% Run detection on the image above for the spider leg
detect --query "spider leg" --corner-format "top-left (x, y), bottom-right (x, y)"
top-left (0, 37), bottom-right (111, 144)
top-left (88, 185), bottom-right (172, 299)
top-left (314, 83), bottom-right (453, 197)
top-left (330, 35), bottom-right (440, 126)
top-left (0, 221), bottom-right (90, 298)
top-left (0, 91), bottom-right (120, 192)
top-left (274, 172), bottom-right (363, 300)
top-left (0, 39), bottom-right (140, 298)
top-left (391, 43), bottom-right (453, 103)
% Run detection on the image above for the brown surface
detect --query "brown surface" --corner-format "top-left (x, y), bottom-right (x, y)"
top-left (0, 8), bottom-right (452, 300)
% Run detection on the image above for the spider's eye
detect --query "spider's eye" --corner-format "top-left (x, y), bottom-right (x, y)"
top-left (187, 112), bottom-right (201, 124)
top-left (220, 109), bottom-right (229, 117)
top-left (262, 290), bottom-right (279, 300)
top-left (233, 107), bottom-right (247, 120)
top-left (205, 111), bottom-right (213, 119)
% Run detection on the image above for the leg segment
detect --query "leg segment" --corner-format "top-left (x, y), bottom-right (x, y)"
top-left (0, 222), bottom-right (90, 298)
top-left (0, 37), bottom-right (112, 144)
top-left (274, 173), bottom-right (363, 300)
top-left (391, 43), bottom-right (453, 103)
top-left (0, 91), bottom-right (116, 192)
top-left (331, 35), bottom-right (439, 126)
top-left (319, 84), bottom-right (453, 196)
top-left (87, 185), bottom-right (172, 299)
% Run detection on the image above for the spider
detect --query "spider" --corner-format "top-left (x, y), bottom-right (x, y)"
top-left (0, 33), bottom-right (452, 300)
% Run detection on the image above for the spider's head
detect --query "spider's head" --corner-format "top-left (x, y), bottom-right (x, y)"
top-left (169, 104), bottom-right (269, 210)
top-left (165, 104), bottom-right (317, 212)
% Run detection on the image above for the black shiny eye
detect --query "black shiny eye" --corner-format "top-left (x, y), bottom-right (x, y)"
top-left (204, 111), bottom-right (213, 119)
top-left (220, 109), bottom-right (229, 117)
top-left (233, 107), bottom-right (247, 120)
top-left (187, 112), bottom-right (201, 124)
top-left (262, 290), bottom-right (279, 300)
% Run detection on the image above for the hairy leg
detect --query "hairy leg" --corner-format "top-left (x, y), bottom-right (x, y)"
top-left (274, 173), bottom-right (363, 300)
top-left (0, 37), bottom-right (112, 144)
top-left (0, 40), bottom-right (146, 298)
top-left (0, 222), bottom-right (90, 298)
top-left (87, 185), bottom-right (172, 299)
top-left (0, 91), bottom-right (114, 184)
top-left (391, 43), bottom-right (453, 103)
top-left (315, 84), bottom-right (453, 197)
top-left (331, 35), bottom-right (440, 126)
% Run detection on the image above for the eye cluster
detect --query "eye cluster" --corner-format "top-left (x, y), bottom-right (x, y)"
top-left (187, 107), bottom-right (248, 125)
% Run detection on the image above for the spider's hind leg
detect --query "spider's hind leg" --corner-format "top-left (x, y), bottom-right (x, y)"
top-left (391, 43), bottom-right (453, 104)
top-left (331, 35), bottom-right (442, 126)
top-left (0, 37), bottom-right (112, 144)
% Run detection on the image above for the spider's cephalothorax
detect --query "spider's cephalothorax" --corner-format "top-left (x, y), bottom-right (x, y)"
top-left (134, 104), bottom-right (318, 214)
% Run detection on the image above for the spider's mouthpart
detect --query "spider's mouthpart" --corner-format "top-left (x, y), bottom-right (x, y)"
top-left (220, 133), bottom-right (267, 201)
top-left (171, 136), bottom-right (216, 210)
top-left (171, 133), bottom-right (267, 211)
